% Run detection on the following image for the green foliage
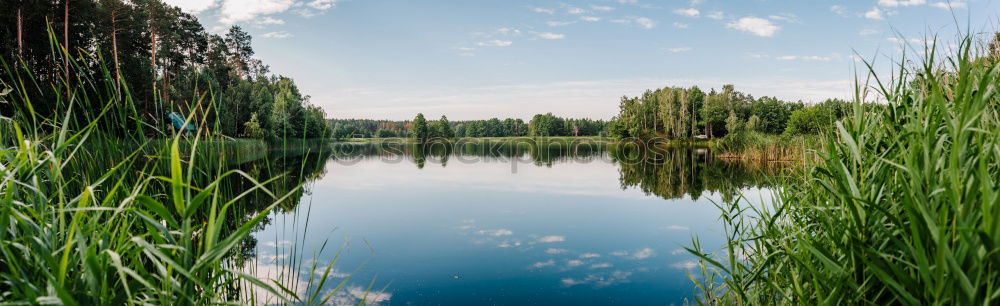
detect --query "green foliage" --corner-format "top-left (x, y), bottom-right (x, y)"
top-left (784, 104), bottom-right (834, 135)
top-left (690, 35), bottom-right (1000, 304)
top-left (430, 115), bottom-right (455, 138)
top-left (0, 1), bottom-right (330, 140)
top-left (410, 113), bottom-right (428, 142)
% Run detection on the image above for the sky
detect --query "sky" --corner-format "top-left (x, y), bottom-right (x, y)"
top-left (162, 0), bottom-right (999, 120)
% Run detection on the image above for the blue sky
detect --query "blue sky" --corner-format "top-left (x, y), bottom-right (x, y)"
top-left (163, 0), bottom-right (997, 120)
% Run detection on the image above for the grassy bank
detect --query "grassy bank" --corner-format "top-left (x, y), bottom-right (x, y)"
top-left (688, 37), bottom-right (1000, 304)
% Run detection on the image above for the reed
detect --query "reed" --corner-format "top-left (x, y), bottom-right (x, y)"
top-left (686, 34), bottom-right (1000, 304)
top-left (0, 36), bottom-right (354, 304)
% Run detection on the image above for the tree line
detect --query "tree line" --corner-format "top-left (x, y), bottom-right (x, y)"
top-left (329, 114), bottom-right (607, 140)
top-left (606, 84), bottom-right (850, 140)
top-left (0, 0), bottom-right (331, 139)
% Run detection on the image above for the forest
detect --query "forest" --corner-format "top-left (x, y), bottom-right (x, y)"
top-left (330, 113), bottom-right (607, 139)
top-left (0, 0), bottom-right (331, 139)
top-left (606, 84), bottom-right (851, 140)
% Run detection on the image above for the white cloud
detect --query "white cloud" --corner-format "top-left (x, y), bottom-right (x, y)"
top-left (830, 5), bottom-right (849, 16)
top-left (537, 32), bottom-right (566, 40)
top-left (567, 7), bottom-right (586, 14)
top-left (532, 7), bottom-right (555, 14)
top-left (611, 16), bottom-right (655, 28)
top-left (878, 0), bottom-right (926, 7)
top-left (306, 0), bottom-right (335, 10)
top-left (591, 5), bottom-right (614, 11)
top-left (163, 0), bottom-right (218, 13)
top-left (566, 260), bottom-right (585, 267)
top-left (776, 54), bottom-right (841, 62)
top-left (530, 260), bottom-right (556, 268)
top-left (673, 22), bottom-right (690, 29)
top-left (887, 37), bottom-right (927, 44)
top-left (768, 13), bottom-right (799, 23)
top-left (477, 40), bottom-right (513, 47)
top-left (859, 28), bottom-right (880, 36)
top-left (546, 248), bottom-right (569, 254)
top-left (496, 27), bottom-right (521, 36)
top-left (476, 229), bottom-right (513, 236)
top-left (726, 17), bottom-right (780, 37)
top-left (634, 17), bottom-right (656, 29)
top-left (931, 1), bottom-right (966, 9)
top-left (218, 0), bottom-right (296, 25)
top-left (547, 21), bottom-right (577, 27)
top-left (579, 253), bottom-right (601, 258)
top-left (580, 16), bottom-right (602, 22)
top-left (537, 235), bottom-right (566, 243)
top-left (673, 8), bottom-right (700, 17)
top-left (590, 263), bottom-right (613, 269)
top-left (666, 47), bottom-right (692, 53)
top-left (864, 7), bottom-right (884, 20)
top-left (706, 11), bottom-right (724, 19)
top-left (618, 0), bottom-right (638, 4)
top-left (256, 17), bottom-right (285, 26)
top-left (260, 31), bottom-right (292, 39)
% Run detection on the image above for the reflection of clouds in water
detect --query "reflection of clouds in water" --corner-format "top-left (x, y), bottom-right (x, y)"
top-left (611, 247), bottom-right (656, 260)
top-left (663, 224), bottom-right (690, 231)
top-left (324, 286), bottom-right (392, 306)
top-left (260, 253), bottom-right (289, 262)
top-left (672, 260), bottom-right (699, 270)
top-left (242, 259), bottom-right (307, 304)
top-left (546, 248), bottom-right (569, 254)
top-left (632, 248), bottom-right (655, 259)
top-left (263, 240), bottom-right (293, 247)
top-left (590, 263), bottom-right (613, 269)
top-left (530, 259), bottom-right (556, 268)
top-left (244, 259), bottom-right (380, 305)
top-left (476, 229), bottom-right (513, 236)
top-left (536, 235), bottom-right (566, 243)
top-left (579, 252), bottom-right (601, 258)
top-left (315, 158), bottom-right (655, 200)
top-left (498, 240), bottom-right (523, 248)
top-left (566, 260), bottom-right (585, 267)
top-left (560, 270), bottom-right (633, 287)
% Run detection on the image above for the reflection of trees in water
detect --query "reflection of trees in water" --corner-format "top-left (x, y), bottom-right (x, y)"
top-left (329, 139), bottom-right (611, 168)
top-left (326, 140), bottom-right (783, 201)
top-left (610, 144), bottom-right (782, 200)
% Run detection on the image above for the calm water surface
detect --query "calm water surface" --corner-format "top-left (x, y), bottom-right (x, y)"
top-left (248, 142), bottom-right (774, 305)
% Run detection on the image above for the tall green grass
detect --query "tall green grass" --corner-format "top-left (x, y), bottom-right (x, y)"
top-left (0, 38), bottom-right (355, 304)
top-left (687, 35), bottom-right (1000, 304)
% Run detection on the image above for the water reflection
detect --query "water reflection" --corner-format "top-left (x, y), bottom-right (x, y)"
top-left (227, 139), bottom-right (782, 305)
top-left (321, 140), bottom-right (778, 201)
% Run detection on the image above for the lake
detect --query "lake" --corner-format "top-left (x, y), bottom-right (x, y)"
top-left (244, 140), bottom-right (776, 305)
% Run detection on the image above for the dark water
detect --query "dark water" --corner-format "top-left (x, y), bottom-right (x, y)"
top-left (243, 140), bottom-right (777, 305)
